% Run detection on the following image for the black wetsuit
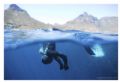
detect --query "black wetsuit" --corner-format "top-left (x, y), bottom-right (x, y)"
top-left (43, 42), bottom-right (69, 70)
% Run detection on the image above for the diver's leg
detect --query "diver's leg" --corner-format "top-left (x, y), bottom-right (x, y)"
top-left (48, 50), bottom-right (69, 70)
top-left (54, 56), bottom-right (64, 70)
top-left (84, 46), bottom-right (95, 55)
top-left (47, 50), bottom-right (64, 70)
top-left (58, 54), bottom-right (69, 70)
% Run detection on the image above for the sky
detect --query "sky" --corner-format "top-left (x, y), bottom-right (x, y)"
top-left (4, 4), bottom-right (118, 25)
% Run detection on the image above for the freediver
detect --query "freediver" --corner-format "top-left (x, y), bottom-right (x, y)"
top-left (39, 42), bottom-right (69, 70)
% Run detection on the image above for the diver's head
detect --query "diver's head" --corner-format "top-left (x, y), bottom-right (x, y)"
top-left (42, 55), bottom-right (53, 64)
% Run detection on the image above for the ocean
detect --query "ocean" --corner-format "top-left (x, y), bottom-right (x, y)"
top-left (4, 28), bottom-right (118, 80)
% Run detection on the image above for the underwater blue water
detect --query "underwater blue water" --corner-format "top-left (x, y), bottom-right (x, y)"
top-left (4, 29), bottom-right (118, 80)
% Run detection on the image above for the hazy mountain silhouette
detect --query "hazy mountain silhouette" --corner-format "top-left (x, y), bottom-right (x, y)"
top-left (98, 17), bottom-right (118, 33)
top-left (61, 12), bottom-right (118, 33)
top-left (4, 4), bottom-right (118, 33)
top-left (4, 4), bottom-right (52, 29)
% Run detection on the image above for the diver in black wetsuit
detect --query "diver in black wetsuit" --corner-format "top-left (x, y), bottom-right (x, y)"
top-left (40, 42), bottom-right (69, 70)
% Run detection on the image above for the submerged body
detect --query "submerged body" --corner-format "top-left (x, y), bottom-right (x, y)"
top-left (39, 42), bottom-right (69, 70)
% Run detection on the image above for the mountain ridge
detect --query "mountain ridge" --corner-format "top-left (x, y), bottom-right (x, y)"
top-left (61, 12), bottom-right (118, 33)
top-left (4, 4), bottom-right (118, 33)
top-left (4, 4), bottom-right (52, 29)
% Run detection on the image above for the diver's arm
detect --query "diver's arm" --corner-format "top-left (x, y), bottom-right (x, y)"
top-left (47, 49), bottom-right (58, 54)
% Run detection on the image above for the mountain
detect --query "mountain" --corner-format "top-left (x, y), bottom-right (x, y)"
top-left (60, 12), bottom-right (99, 32)
top-left (61, 12), bottom-right (118, 33)
top-left (4, 4), bottom-right (118, 33)
top-left (98, 17), bottom-right (118, 33)
top-left (4, 4), bottom-right (52, 29)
